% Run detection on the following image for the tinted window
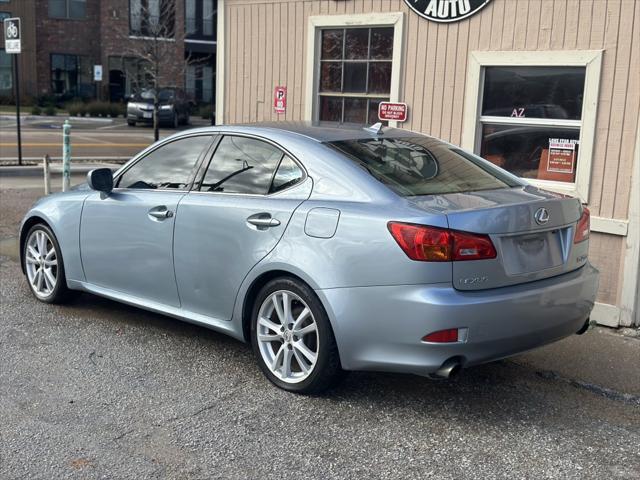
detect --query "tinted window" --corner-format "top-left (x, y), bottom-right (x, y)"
top-left (329, 137), bottom-right (519, 197)
top-left (482, 66), bottom-right (586, 120)
top-left (270, 156), bottom-right (304, 193)
top-left (118, 135), bottom-right (212, 190)
top-left (201, 136), bottom-right (283, 194)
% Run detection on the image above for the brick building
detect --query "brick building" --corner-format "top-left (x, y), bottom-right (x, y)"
top-left (0, 0), bottom-right (216, 105)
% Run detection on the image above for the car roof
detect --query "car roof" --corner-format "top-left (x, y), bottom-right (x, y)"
top-left (183, 122), bottom-right (422, 143)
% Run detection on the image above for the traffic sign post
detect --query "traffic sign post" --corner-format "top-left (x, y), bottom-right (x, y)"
top-left (4, 18), bottom-right (22, 166)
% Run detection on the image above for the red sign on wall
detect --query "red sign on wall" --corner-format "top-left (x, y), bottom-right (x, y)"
top-left (378, 102), bottom-right (408, 122)
top-left (273, 86), bottom-right (287, 114)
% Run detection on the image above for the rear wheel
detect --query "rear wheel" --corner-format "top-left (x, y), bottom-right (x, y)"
top-left (127, 120), bottom-right (136, 127)
top-left (23, 224), bottom-right (71, 304)
top-left (251, 277), bottom-right (345, 394)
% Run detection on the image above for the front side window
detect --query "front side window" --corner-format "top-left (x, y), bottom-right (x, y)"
top-left (130, 0), bottom-right (175, 38)
top-left (317, 27), bottom-right (394, 124)
top-left (118, 135), bottom-right (212, 190)
top-left (479, 66), bottom-right (585, 184)
top-left (49, 0), bottom-right (86, 19)
top-left (329, 137), bottom-right (519, 197)
top-left (201, 136), bottom-right (290, 195)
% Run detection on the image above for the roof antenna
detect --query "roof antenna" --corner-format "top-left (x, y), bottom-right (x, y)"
top-left (364, 122), bottom-right (384, 135)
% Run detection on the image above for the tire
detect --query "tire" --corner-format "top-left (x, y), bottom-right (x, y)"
top-left (251, 277), bottom-right (345, 394)
top-left (127, 120), bottom-right (136, 127)
top-left (23, 224), bottom-right (72, 304)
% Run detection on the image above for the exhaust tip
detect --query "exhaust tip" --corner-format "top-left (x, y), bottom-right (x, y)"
top-left (431, 357), bottom-right (464, 379)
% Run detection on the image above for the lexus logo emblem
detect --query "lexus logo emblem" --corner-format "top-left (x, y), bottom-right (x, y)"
top-left (534, 207), bottom-right (550, 225)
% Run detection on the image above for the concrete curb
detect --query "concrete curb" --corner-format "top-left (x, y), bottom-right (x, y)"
top-left (0, 115), bottom-right (114, 124)
top-left (0, 164), bottom-right (118, 177)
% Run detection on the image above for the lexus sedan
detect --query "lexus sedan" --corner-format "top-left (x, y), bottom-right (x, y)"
top-left (19, 123), bottom-right (598, 393)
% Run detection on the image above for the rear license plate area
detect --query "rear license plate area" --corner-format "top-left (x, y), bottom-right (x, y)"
top-left (500, 229), bottom-right (567, 276)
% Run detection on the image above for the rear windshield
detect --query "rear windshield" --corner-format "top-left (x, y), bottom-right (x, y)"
top-left (328, 136), bottom-right (520, 196)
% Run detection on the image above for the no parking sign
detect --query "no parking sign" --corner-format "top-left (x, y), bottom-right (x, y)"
top-left (273, 86), bottom-right (287, 114)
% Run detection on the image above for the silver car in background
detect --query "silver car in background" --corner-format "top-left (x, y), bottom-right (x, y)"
top-left (19, 123), bottom-right (598, 394)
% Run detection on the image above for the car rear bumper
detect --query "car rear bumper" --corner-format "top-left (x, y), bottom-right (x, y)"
top-left (317, 263), bottom-right (599, 375)
top-left (127, 111), bottom-right (174, 124)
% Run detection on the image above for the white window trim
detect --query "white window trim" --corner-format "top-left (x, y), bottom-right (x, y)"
top-left (304, 12), bottom-right (404, 127)
top-left (461, 50), bottom-right (603, 203)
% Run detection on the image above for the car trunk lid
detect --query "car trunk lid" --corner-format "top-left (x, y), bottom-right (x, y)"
top-left (409, 185), bottom-right (587, 290)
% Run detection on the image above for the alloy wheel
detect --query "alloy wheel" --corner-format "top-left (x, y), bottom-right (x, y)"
top-left (256, 290), bottom-right (319, 383)
top-left (25, 229), bottom-right (58, 299)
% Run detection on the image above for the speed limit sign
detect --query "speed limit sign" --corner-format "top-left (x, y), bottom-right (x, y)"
top-left (3, 18), bottom-right (21, 54)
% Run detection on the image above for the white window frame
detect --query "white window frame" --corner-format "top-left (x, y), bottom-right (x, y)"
top-left (304, 13), bottom-right (404, 127)
top-left (461, 50), bottom-right (603, 202)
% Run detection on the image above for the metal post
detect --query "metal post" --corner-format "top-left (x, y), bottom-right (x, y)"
top-left (13, 55), bottom-right (22, 166)
top-left (62, 120), bottom-right (71, 192)
top-left (43, 154), bottom-right (51, 195)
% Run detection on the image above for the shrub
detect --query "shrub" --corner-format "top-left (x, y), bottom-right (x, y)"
top-left (44, 105), bottom-right (57, 116)
top-left (109, 103), bottom-right (125, 118)
top-left (199, 105), bottom-right (213, 119)
top-left (31, 105), bottom-right (42, 115)
top-left (87, 101), bottom-right (110, 117)
top-left (66, 102), bottom-right (86, 117)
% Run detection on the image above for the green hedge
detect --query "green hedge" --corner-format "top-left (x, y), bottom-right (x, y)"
top-left (67, 101), bottom-right (125, 118)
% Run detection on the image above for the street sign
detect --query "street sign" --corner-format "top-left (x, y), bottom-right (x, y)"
top-left (93, 65), bottom-right (103, 82)
top-left (3, 18), bottom-right (21, 54)
top-left (273, 86), bottom-right (287, 114)
top-left (378, 102), bottom-right (408, 122)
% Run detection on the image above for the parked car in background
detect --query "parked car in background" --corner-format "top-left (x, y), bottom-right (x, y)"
top-left (126, 88), bottom-right (190, 128)
top-left (18, 123), bottom-right (598, 394)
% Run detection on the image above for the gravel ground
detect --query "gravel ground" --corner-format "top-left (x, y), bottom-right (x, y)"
top-left (1, 186), bottom-right (639, 479)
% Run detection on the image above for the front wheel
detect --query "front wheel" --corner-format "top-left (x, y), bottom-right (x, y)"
top-left (23, 224), bottom-right (72, 303)
top-left (251, 277), bottom-right (345, 394)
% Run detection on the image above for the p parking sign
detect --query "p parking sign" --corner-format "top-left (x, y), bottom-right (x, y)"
top-left (3, 18), bottom-right (21, 54)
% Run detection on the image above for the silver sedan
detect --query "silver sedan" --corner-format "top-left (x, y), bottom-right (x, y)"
top-left (19, 123), bottom-right (599, 393)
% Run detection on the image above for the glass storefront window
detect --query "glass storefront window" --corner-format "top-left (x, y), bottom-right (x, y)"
top-left (49, 0), bottom-right (86, 19)
top-left (317, 27), bottom-right (394, 124)
top-left (479, 66), bottom-right (586, 184)
top-left (0, 48), bottom-right (13, 98)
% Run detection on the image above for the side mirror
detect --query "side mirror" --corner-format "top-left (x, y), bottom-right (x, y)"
top-left (87, 168), bottom-right (113, 194)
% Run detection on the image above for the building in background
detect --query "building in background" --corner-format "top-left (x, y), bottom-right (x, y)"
top-left (0, 0), bottom-right (217, 108)
top-left (216, 0), bottom-right (640, 328)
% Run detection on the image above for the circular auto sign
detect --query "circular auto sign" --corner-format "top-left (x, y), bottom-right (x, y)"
top-left (404, 0), bottom-right (492, 23)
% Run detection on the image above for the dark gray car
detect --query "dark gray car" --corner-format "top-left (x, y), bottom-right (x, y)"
top-left (126, 88), bottom-right (190, 128)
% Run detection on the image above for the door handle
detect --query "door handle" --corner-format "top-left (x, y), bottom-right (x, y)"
top-left (247, 213), bottom-right (281, 228)
top-left (148, 206), bottom-right (174, 220)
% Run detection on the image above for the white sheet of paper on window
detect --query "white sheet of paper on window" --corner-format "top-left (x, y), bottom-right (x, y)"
top-left (547, 138), bottom-right (578, 174)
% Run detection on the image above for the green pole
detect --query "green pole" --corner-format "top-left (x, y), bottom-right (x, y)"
top-left (62, 120), bottom-right (71, 192)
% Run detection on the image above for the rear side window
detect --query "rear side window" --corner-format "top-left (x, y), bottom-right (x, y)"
top-left (328, 137), bottom-right (520, 196)
top-left (201, 136), bottom-right (284, 194)
top-left (270, 156), bottom-right (304, 193)
top-left (117, 135), bottom-right (212, 190)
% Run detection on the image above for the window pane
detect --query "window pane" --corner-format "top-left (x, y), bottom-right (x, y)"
top-left (368, 99), bottom-right (389, 125)
top-left (0, 49), bottom-right (12, 95)
top-left (201, 136), bottom-right (284, 195)
top-left (344, 28), bottom-right (368, 60)
top-left (319, 96), bottom-right (342, 122)
top-left (270, 156), bottom-right (304, 193)
top-left (368, 62), bottom-right (392, 94)
top-left (343, 97), bottom-right (367, 123)
top-left (370, 28), bottom-right (393, 60)
top-left (49, 0), bottom-right (66, 18)
top-left (320, 62), bottom-right (341, 92)
top-left (480, 124), bottom-right (580, 183)
top-left (119, 136), bottom-right (212, 189)
top-left (321, 29), bottom-right (343, 60)
top-left (70, 0), bottom-right (86, 19)
top-left (343, 63), bottom-right (367, 92)
top-left (482, 66), bottom-right (586, 120)
top-left (329, 137), bottom-right (519, 196)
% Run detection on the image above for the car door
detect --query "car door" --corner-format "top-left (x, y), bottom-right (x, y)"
top-left (173, 134), bottom-right (312, 320)
top-left (80, 134), bottom-right (214, 307)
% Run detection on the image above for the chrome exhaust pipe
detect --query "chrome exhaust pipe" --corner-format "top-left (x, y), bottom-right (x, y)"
top-left (432, 358), bottom-right (462, 379)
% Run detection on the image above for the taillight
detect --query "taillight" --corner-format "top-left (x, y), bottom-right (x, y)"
top-left (574, 207), bottom-right (590, 243)
top-left (387, 222), bottom-right (497, 262)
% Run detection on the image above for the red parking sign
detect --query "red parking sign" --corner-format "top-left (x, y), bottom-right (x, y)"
top-left (274, 86), bottom-right (287, 114)
top-left (378, 102), bottom-right (408, 122)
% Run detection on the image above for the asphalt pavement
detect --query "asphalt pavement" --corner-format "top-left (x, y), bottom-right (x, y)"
top-left (0, 116), bottom-right (211, 163)
top-left (0, 182), bottom-right (639, 479)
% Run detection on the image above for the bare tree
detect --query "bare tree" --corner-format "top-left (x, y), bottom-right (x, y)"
top-left (116, 0), bottom-right (210, 140)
